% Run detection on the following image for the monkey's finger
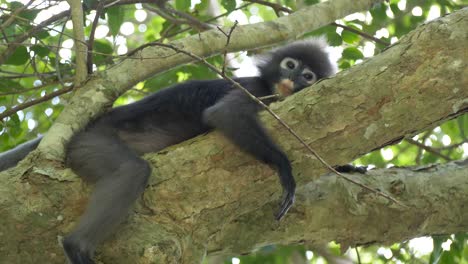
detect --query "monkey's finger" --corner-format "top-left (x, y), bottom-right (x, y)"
top-left (275, 192), bottom-right (295, 221)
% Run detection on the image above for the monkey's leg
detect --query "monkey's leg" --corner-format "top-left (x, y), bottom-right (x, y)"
top-left (203, 90), bottom-right (295, 221)
top-left (64, 132), bottom-right (151, 264)
top-left (0, 136), bottom-right (42, 171)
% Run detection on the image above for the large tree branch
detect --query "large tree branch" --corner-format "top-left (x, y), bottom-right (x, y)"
top-left (206, 160), bottom-right (468, 256)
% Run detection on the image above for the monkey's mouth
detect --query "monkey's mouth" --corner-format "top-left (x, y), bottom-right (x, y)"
top-left (274, 79), bottom-right (294, 98)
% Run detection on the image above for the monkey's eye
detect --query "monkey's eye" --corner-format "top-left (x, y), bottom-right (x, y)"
top-left (280, 58), bottom-right (298, 70)
top-left (302, 70), bottom-right (317, 83)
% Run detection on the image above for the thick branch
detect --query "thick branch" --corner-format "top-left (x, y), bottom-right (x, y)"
top-left (207, 160), bottom-right (468, 256)
top-left (66, 0), bottom-right (87, 85)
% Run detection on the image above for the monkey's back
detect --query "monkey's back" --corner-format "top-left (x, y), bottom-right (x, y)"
top-left (68, 77), bottom-right (271, 158)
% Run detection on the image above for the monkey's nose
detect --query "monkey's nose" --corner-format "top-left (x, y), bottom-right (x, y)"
top-left (274, 79), bottom-right (294, 97)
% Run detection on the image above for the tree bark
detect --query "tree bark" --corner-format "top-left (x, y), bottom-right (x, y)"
top-left (0, 6), bottom-right (466, 264)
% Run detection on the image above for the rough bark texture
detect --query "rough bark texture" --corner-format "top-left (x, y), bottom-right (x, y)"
top-left (0, 7), bottom-right (467, 264)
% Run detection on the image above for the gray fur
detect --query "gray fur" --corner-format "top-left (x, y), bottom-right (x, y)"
top-left (0, 136), bottom-right (42, 171)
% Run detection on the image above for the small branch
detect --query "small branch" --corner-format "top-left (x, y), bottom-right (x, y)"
top-left (67, 0), bottom-right (88, 85)
top-left (0, 79), bottom-right (72, 96)
top-left (0, 86), bottom-right (74, 121)
top-left (127, 42), bottom-right (404, 207)
top-left (87, 2), bottom-right (105, 74)
top-left (242, 1), bottom-right (389, 46)
top-left (157, 3), bottom-right (252, 41)
top-left (164, 5), bottom-right (212, 30)
top-left (332, 22), bottom-right (390, 46)
top-left (257, 94), bottom-right (281, 101)
top-left (406, 138), bottom-right (452, 161)
top-left (0, 0), bottom-right (34, 31)
top-left (244, 0), bottom-right (293, 14)
top-left (144, 4), bottom-right (187, 25)
top-left (435, 140), bottom-right (468, 150)
top-left (217, 21), bottom-right (238, 75)
top-left (56, 14), bottom-right (70, 86)
top-left (0, 10), bottom-right (71, 64)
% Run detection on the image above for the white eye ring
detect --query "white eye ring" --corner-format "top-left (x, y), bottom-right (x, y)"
top-left (302, 70), bottom-right (317, 83)
top-left (280, 57), bottom-right (298, 70)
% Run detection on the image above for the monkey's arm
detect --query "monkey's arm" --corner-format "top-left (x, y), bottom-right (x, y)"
top-left (203, 90), bottom-right (295, 220)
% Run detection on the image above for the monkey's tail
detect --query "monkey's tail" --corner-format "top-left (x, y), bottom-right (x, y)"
top-left (0, 136), bottom-right (42, 172)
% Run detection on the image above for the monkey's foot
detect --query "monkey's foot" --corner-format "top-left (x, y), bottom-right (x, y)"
top-left (63, 238), bottom-right (95, 264)
top-left (275, 190), bottom-right (295, 221)
top-left (335, 164), bottom-right (367, 174)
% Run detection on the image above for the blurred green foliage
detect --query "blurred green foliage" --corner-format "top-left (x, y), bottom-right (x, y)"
top-left (0, 0), bottom-right (466, 263)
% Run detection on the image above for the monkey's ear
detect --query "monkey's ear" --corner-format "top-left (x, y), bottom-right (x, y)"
top-left (253, 52), bottom-right (274, 70)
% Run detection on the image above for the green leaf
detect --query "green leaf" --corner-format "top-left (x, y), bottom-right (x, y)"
top-left (0, 78), bottom-right (23, 91)
top-left (221, 0), bottom-right (236, 12)
top-left (327, 31), bottom-right (342, 46)
top-left (5, 46), bottom-right (29, 65)
top-left (342, 47), bottom-right (363, 60)
top-left (106, 6), bottom-right (124, 36)
top-left (195, 0), bottom-right (209, 11)
top-left (369, 3), bottom-right (387, 23)
top-left (175, 0), bottom-right (191, 11)
top-left (9, 1), bottom-right (23, 9)
top-left (341, 30), bottom-right (360, 44)
top-left (19, 9), bottom-right (40, 21)
top-left (36, 29), bottom-right (50, 39)
top-left (92, 40), bottom-right (113, 65)
top-left (6, 113), bottom-right (22, 137)
top-left (30, 45), bottom-right (50, 57)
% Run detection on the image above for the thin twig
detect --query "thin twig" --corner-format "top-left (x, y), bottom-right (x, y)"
top-left (243, 1), bottom-right (390, 46)
top-left (0, 79), bottom-right (72, 96)
top-left (414, 132), bottom-right (431, 165)
top-left (0, 86), bottom-right (74, 121)
top-left (258, 94), bottom-right (281, 101)
top-left (87, 2), bottom-right (105, 74)
top-left (355, 247), bottom-right (362, 264)
top-left (56, 14), bottom-right (70, 86)
top-left (144, 4), bottom-right (187, 25)
top-left (0, 0), bottom-right (34, 31)
top-left (435, 140), bottom-right (468, 150)
top-left (217, 21), bottom-right (238, 75)
top-left (128, 42), bottom-right (405, 207)
top-left (164, 5), bottom-right (212, 30)
top-left (406, 138), bottom-right (452, 161)
top-left (332, 22), bottom-right (390, 46)
top-left (244, 0), bottom-right (293, 14)
top-left (158, 3), bottom-right (252, 41)
top-left (0, 11), bottom-right (71, 64)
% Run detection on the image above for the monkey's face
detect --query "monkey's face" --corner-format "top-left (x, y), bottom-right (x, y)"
top-left (273, 57), bottom-right (318, 97)
top-left (256, 39), bottom-right (337, 98)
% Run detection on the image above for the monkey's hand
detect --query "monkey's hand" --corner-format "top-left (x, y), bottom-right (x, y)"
top-left (275, 164), bottom-right (296, 221)
top-left (276, 187), bottom-right (295, 221)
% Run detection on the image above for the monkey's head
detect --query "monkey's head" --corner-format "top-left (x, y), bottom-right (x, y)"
top-left (256, 38), bottom-right (337, 98)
